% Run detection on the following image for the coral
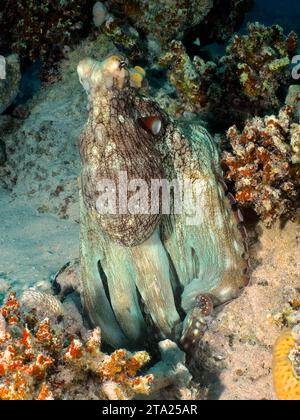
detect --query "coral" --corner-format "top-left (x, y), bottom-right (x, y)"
top-left (194, 0), bottom-right (255, 45)
top-left (159, 41), bottom-right (206, 115)
top-left (0, 0), bottom-right (95, 68)
top-left (222, 106), bottom-right (300, 226)
top-left (20, 290), bottom-right (65, 320)
top-left (0, 292), bottom-right (153, 400)
top-left (104, 0), bottom-right (252, 50)
top-left (0, 54), bottom-right (21, 114)
top-left (226, 24), bottom-right (297, 107)
top-left (146, 339), bottom-right (195, 399)
top-left (291, 125), bottom-right (300, 165)
top-left (101, 15), bottom-right (143, 61)
top-left (129, 66), bottom-right (147, 90)
top-left (78, 55), bottom-right (248, 349)
top-left (104, 0), bottom-right (214, 49)
top-left (273, 316), bottom-right (300, 400)
top-left (160, 23), bottom-right (298, 126)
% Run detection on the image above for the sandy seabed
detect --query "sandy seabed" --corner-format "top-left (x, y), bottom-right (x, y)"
top-left (200, 219), bottom-right (300, 400)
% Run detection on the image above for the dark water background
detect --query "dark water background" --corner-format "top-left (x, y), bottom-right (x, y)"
top-left (244, 0), bottom-right (300, 35)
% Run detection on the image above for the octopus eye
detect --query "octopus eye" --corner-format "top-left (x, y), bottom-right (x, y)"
top-left (119, 60), bottom-right (127, 69)
top-left (138, 116), bottom-right (162, 136)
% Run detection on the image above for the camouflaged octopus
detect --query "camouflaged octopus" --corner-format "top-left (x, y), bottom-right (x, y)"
top-left (77, 55), bottom-right (249, 350)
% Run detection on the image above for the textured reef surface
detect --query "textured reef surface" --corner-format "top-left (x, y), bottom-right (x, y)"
top-left (0, 54), bottom-right (20, 114)
top-left (0, 292), bottom-right (152, 400)
top-left (160, 23), bottom-right (298, 125)
top-left (223, 106), bottom-right (300, 226)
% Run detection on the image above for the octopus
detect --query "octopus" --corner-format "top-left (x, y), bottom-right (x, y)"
top-left (77, 55), bottom-right (249, 350)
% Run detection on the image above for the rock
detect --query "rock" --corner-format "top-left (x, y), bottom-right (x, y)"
top-left (285, 85), bottom-right (300, 121)
top-left (0, 140), bottom-right (6, 165)
top-left (0, 116), bottom-right (15, 165)
top-left (0, 54), bottom-right (21, 114)
top-left (146, 340), bottom-right (193, 397)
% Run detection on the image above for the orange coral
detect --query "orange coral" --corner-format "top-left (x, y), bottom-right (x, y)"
top-left (99, 349), bottom-right (152, 389)
top-left (273, 330), bottom-right (300, 400)
top-left (0, 293), bottom-right (152, 400)
top-left (1, 292), bottom-right (20, 325)
top-left (37, 383), bottom-right (53, 401)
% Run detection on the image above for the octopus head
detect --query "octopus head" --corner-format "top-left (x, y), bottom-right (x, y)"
top-left (77, 55), bottom-right (129, 94)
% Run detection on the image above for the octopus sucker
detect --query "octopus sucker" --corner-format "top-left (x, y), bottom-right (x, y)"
top-left (78, 55), bottom-right (248, 349)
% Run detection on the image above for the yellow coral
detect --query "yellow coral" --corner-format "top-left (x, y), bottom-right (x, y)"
top-left (133, 66), bottom-right (146, 76)
top-left (273, 330), bottom-right (300, 400)
top-left (130, 71), bottom-right (144, 88)
top-left (129, 66), bottom-right (146, 88)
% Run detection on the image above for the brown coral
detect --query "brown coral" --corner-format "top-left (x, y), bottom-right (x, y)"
top-left (0, 0), bottom-right (95, 69)
top-left (222, 106), bottom-right (300, 226)
top-left (101, 15), bottom-right (143, 61)
top-left (105, 0), bottom-right (214, 48)
top-left (160, 23), bottom-right (298, 127)
top-left (159, 40), bottom-right (208, 114)
top-left (105, 0), bottom-right (253, 50)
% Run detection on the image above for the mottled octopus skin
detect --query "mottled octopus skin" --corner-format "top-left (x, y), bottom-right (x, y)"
top-left (78, 56), bottom-right (247, 349)
top-left (80, 78), bottom-right (165, 247)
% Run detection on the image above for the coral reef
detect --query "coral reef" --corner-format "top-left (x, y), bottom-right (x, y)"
top-left (104, 0), bottom-right (214, 49)
top-left (0, 54), bottom-right (21, 114)
top-left (222, 106), bottom-right (300, 226)
top-left (0, 291), bottom-right (199, 400)
top-left (225, 23), bottom-right (297, 108)
top-left (78, 55), bottom-right (248, 349)
top-left (273, 312), bottom-right (300, 400)
top-left (159, 41), bottom-right (206, 115)
top-left (101, 15), bottom-right (143, 61)
top-left (194, 0), bottom-right (255, 45)
top-left (21, 289), bottom-right (65, 320)
top-left (0, 292), bottom-right (153, 400)
top-left (104, 0), bottom-right (253, 51)
top-left (160, 23), bottom-right (298, 126)
top-left (0, 0), bottom-right (95, 68)
top-left (21, 287), bottom-right (88, 339)
top-left (285, 85), bottom-right (300, 137)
